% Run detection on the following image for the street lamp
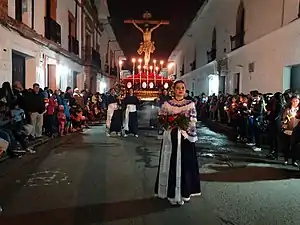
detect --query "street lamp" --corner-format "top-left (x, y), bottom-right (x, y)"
top-left (113, 49), bottom-right (122, 67)
top-left (167, 62), bottom-right (174, 69)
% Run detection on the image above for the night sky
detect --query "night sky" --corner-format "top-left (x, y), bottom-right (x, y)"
top-left (108, 0), bottom-right (203, 68)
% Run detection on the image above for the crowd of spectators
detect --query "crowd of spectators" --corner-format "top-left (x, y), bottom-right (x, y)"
top-left (0, 81), bottom-right (107, 160)
top-left (195, 89), bottom-right (300, 166)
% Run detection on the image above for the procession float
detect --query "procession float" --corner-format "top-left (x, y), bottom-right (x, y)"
top-left (121, 61), bottom-right (174, 101)
top-left (118, 11), bottom-right (175, 101)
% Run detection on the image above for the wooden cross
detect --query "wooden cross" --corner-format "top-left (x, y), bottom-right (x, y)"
top-left (124, 12), bottom-right (170, 66)
top-left (124, 19), bottom-right (169, 25)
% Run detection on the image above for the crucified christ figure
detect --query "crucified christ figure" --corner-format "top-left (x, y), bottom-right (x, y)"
top-left (131, 20), bottom-right (163, 66)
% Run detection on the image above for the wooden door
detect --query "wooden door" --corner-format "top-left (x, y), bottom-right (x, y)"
top-left (12, 52), bottom-right (25, 87)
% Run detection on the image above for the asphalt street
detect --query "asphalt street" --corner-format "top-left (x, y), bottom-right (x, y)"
top-left (0, 123), bottom-right (300, 225)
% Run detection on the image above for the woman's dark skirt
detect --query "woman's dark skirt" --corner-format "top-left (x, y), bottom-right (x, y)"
top-left (126, 111), bottom-right (138, 135)
top-left (154, 129), bottom-right (201, 199)
top-left (110, 109), bottom-right (122, 133)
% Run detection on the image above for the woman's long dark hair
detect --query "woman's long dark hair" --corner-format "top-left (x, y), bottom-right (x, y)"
top-left (173, 80), bottom-right (185, 87)
top-left (1, 82), bottom-right (14, 106)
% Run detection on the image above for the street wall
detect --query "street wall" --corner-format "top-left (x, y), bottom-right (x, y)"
top-left (170, 0), bottom-right (300, 94)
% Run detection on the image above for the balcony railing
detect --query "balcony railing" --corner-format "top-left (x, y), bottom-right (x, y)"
top-left (230, 32), bottom-right (245, 51)
top-left (44, 17), bottom-right (61, 44)
top-left (68, 35), bottom-right (79, 55)
top-left (92, 48), bottom-right (101, 69)
top-left (207, 49), bottom-right (216, 63)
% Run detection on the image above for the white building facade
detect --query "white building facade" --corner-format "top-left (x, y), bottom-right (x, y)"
top-left (83, 0), bottom-right (124, 93)
top-left (169, 0), bottom-right (300, 95)
top-left (0, 0), bottom-right (122, 93)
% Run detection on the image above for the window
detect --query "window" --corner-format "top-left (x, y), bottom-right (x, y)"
top-left (231, 1), bottom-right (245, 50)
top-left (15, 0), bottom-right (28, 22)
top-left (235, 1), bottom-right (245, 44)
top-left (68, 12), bottom-right (75, 37)
top-left (45, 0), bottom-right (57, 20)
top-left (212, 28), bottom-right (216, 50)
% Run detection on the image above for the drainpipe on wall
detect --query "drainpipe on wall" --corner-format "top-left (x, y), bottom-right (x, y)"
top-left (281, 0), bottom-right (285, 27)
top-left (75, 0), bottom-right (78, 39)
top-left (81, 0), bottom-right (86, 87)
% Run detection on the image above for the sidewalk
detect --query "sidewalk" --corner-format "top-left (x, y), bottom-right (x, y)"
top-left (0, 121), bottom-right (104, 162)
top-left (0, 136), bottom-right (50, 162)
top-left (201, 119), bottom-right (275, 154)
top-left (201, 119), bottom-right (234, 135)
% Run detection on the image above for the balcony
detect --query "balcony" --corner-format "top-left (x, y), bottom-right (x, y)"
top-left (230, 32), bottom-right (245, 51)
top-left (207, 49), bottom-right (216, 63)
top-left (68, 35), bottom-right (79, 55)
top-left (44, 17), bottom-right (61, 44)
top-left (84, 47), bottom-right (91, 63)
top-left (92, 48), bottom-right (101, 69)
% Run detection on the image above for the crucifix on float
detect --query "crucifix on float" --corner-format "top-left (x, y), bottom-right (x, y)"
top-left (124, 11), bottom-right (169, 67)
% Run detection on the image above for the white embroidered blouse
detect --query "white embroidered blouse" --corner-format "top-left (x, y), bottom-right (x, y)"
top-left (159, 99), bottom-right (198, 142)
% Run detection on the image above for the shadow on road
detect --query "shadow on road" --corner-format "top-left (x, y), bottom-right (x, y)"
top-left (201, 166), bottom-right (300, 182)
top-left (0, 197), bottom-right (170, 225)
top-left (135, 146), bottom-right (158, 168)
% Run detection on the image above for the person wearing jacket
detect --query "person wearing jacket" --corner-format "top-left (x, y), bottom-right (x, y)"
top-left (27, 83), bottom-right (45, 138)
top-left (246, 94), bottom-right (265, 152)
top-left (281, 95), bottom-right (299, 166)
top-left (266, 92), bottom-right (284, 160)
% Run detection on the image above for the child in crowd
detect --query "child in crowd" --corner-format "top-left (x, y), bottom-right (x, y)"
top-left (57, 105), bottom-right (67, 136)
top-left (11, 102), bottom-right (34, 139)
top-left (10, 102), bottom-right (35, 153)
top-left (71, 108), bottom-right (86, 131)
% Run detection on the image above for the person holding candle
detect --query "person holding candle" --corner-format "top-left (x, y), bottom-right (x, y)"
top-left (228, 96), bottom-right (240, 140)
top-left (281, 95), bottom-right (300, 166)
top-left (236, 95), bottom-right (249, 142)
